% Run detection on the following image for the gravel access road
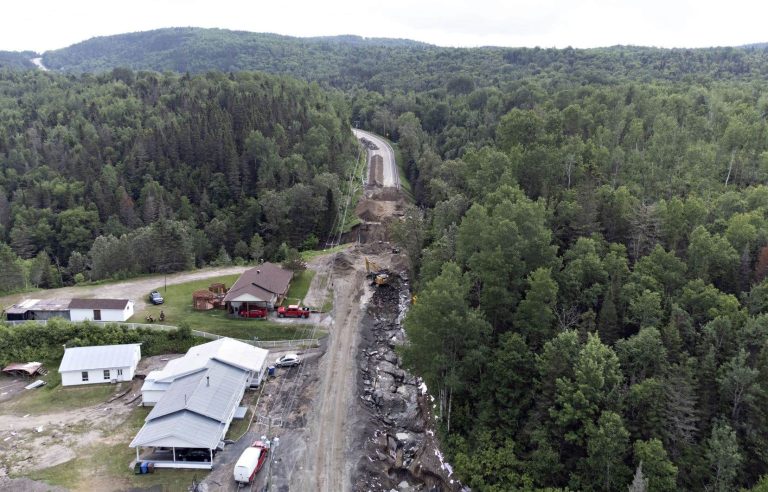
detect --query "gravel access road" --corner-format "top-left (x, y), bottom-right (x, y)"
top-left (0, 266), bottom-right (250, 313)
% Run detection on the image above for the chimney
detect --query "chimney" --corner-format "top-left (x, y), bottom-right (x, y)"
top-left (207, 376), bottom-right (210, 387)
top-left (256, 270), bottom-right (261, 274)
top-left (184, 394), bottom-right (187, 405)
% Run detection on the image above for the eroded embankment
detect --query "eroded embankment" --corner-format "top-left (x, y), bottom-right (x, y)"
top-left (351, 275), bottom-right (461, 491)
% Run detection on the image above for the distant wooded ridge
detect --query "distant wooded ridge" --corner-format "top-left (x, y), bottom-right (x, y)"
top-left (2, 28), bottom-right (768, 90)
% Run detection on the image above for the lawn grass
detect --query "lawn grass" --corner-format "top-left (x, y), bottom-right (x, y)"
top-left (28, 406), bottom-right (205, 491)
top-left (4, 367), bottom-right (117, 415)
top-left (225, 407), bottom-right (252, 441)
top-left (130, 274), bottom-right (318, 341)
top-left (282, 269), bottom-right (316, 306)
top-left (301, 243), bottom-right (350, 261)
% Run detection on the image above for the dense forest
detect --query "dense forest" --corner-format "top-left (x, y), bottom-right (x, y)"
top-left (380, 66), bottom-right (768, 490)
top-left (7, 28), bottom-right (768, 489)
top-left (0, 51), bottom-right (36, 70)
top-left (0, 69), bottom-right (356, 292)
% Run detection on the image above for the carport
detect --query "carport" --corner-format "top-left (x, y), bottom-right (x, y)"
top-left (2, 362), bottom-right (46, 377)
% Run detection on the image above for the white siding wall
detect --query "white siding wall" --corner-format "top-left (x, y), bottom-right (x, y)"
top-left (69, 304), bottom-right (134, 322)
top-left (60, 366), bottom-right (134, 386)
top-left (141, 390), bottom-right (165, 406)
top-left (250, 365), bottom-right (268, 387)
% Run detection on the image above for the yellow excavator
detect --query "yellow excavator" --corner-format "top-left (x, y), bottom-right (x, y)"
top-left (365, 258), bottom-right (391, 286)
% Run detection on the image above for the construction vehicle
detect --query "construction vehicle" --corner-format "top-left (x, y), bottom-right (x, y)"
top-left (365, 258), bottom-right (391, 286)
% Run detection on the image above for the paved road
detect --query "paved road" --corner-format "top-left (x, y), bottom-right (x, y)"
top-left (352, 129), bottom-right (400, 189)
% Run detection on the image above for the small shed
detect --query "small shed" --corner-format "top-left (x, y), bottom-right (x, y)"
top-left (69, 299), bottom-right (134, 322)
top-left (59, 343), bottom-right (141, 386)
top-left (192, 290), bottom-right (216, 311)
top-left (209, 283), bottom-right (227, 295)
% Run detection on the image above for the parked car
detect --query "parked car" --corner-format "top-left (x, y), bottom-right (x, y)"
top-left (275, 353), bottom-right (301, 367)
top-left (177, 448), bottom-right (212, 462)
top-left (277, 305), bottom-right (310, 318)
top-left (239, 307), bottom-right (267, 319)
top-left (149, 291), bottom-right (164, 305)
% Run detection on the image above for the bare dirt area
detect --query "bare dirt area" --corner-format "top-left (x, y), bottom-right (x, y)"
top-left (0, 377), bottom-right (28, 404)
top-left (265, 188), bottom-right (454, 489)
top-left (0, 355), bottom-right (179, 484)
top-left (200, 348), bottom-right (323, 492)
top-left (0, 265), bottom-right (250, 312)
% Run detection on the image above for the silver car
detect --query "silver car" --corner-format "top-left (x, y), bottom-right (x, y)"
top-left (275, 354), bottom-right (301, 367)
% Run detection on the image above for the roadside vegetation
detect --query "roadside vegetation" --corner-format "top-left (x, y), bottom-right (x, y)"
top-left (0, 319), bottom-right (199, 368)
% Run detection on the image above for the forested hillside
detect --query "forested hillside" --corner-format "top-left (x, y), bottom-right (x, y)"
top-left (0, 69), bottom-right (355, 292)
top-left (0, 51), bottom-right (36, 70)
top-left (41, 27), bottom-right (768, 91)
top-left (12, 26), bottom-right (768, 489)
top-left (368, 71), bottom-right (768, 490)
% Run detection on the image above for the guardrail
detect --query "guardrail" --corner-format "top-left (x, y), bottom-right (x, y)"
top-left (190, 329), bottom-right (319, 349)
top-left (4, 319), bottom-right (320, 350)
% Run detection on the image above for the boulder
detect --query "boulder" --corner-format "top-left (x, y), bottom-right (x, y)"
top-left (376, 372), bottom-right (396, 392)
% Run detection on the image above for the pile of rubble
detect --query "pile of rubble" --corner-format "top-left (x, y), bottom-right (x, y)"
top-left (353, 276), bottom-right (460, 492)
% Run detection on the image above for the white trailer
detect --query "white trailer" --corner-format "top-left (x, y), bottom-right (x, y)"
top-left (233, 441), bottom-right (269, 484)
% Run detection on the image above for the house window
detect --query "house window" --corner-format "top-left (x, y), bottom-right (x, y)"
top-left (81, 371), bottom-right (89, 382)
top-left (93, 309), bottom-right (101, 321)
top-left (103, 369), bottom-right (110, 380)
top-left (117, 369), bottom-right (123, 377)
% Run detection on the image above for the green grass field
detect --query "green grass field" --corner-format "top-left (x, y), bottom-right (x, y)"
top-left (4, 369), bottom-right (117, 415)
top-left (131, 274), bottom-right (318, 341)
top-left (281, 269), bottom-right (315, 306)
top-left (301, 243), bottom-right (350, 261)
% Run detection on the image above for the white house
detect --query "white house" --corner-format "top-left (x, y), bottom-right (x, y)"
top-left (68, 299), bottom-right (134, 322)
top-left (58, 343), bottom-right (141, 386)
top-left (131, 358), bottom-right (250, 469)
top-left (140, 338), bottom-right (269, 406)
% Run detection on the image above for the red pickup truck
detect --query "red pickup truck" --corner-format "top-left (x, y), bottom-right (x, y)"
top-left (277, 305), bottom-right (310, 318)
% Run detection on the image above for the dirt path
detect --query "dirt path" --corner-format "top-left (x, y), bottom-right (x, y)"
top-left (0, 265), bottom-right (250, 312)
top-left (285, 133), bottom-right (405, 490)
top-left (293, 253), bottom-right (369, 491)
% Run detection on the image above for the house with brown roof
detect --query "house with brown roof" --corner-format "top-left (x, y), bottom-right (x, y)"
top-left (223, 262), bottom-right (293, 314)
top-left (69, 298), bottom-right (135, 322)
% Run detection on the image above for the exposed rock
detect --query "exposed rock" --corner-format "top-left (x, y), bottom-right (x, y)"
top-left (396, 432), bottom-right (413, 443)
top-left (376, 371), bottom-right (397, 392)
top-left (354, 274), bottom-right (459, 491)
